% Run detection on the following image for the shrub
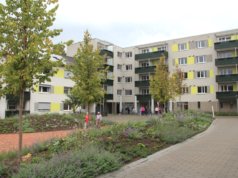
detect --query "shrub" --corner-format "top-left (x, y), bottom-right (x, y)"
top-left (14, 145), bottom-right (121, 178)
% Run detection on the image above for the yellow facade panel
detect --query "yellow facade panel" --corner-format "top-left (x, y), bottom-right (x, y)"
top-left (209, 70), bottom-right (214, 78)
top-left (50, 103), bottom-right (60, 112)
top-left (54, 86), bottom-right (64, 94)
top-left (191, 86), bottom-right (197, 94)
top-left (55, 69), bottom-right (64, 78)
top-left (187, 56), bottom-right (195, 65)
top-left (188, 71), bottom-right (194, 79)
top-left (208, 39), bottom-right (213, 47)
top-left (210, 85), bottom-right (214, 94)
top-left (172, 44), bottom-right (178, 52)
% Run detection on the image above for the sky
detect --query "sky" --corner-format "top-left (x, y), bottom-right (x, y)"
top-left (1, 0), bottom-right (238, 47)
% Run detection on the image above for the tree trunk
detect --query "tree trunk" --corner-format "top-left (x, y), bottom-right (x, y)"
top-left (18, 90), bottom-right (24, 162)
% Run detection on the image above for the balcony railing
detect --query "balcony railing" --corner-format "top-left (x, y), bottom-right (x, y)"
top-left (214, 40), bottom-right (238, 50)
top-left (105, 94), bottom-right (113, 100)
top-left (103, 79), bottom-right (113, 86)
top-left (100, 49), bottom-right (113, 57)
top-left (215, 57), bottom-right (238, 66)
top-left (135, 66), bottom-right (156, 74)
top-left (136, 94), bottom-right (151, 102)
top-left (216, 74), bottom-right (238, 82)
top-left (135, 80), bottom-right (150, 87)
top-left (135, 50), bottom-right (168, 60)
top-left (216, 91), bottom-right (238, 100)
top-left (104, 64), bottom-right (113, 72)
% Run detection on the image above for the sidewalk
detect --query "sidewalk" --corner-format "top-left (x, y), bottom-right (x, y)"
top-left (0, 130), bottom-right (74, 153)
top-left (100, 117), bottom-right (238, 178)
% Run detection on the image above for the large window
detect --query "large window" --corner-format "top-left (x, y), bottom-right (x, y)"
top-left (125, 90), bottom-right (132, 95)
top-left (178, 43), bottom-right (187, 51)
top-left (117, 77), bottom-right (122, 83)
top-left (7, 101), bottom-right (17, 110)
top-left (140, 61), bottom-right (149, 67)
top-left (141, 75), bottom-right (149, 81)
top-left (220, 85), bottom-right (233, 92)
top-left (125, 77), bottom-right (132, 83)
top-left (141, 88), bottom-right (149, 95)
top-left (64, 87), bottom-right (72, 95)
top-left (196, 40), bottom-right (206, 48)
top-left (117, 90), bottom-right (122, 95)
top-left (126, 64), bottom-right (132, 70)
top-left (37, 102), bottom-right (50, 112)
top-left (117, 64), bottom-right (122, 70)
top-left (63, 103), bottom-right (71, 111)
top-left (141, 49), bottom-right (149, 53)
top-left (183, 72), bottom-right (188, 79)
top-left (220, 68), bottom-right (232, 75)
top-left (179, 57), bottom-right (187, 65)
top-left (218, 36), bottom-right (231, 42)
top-left (182, 87), bottom-right (189, 94)
top-left (158, 46), bottom-right (167, 51)
top-left (39, 85), bottom-right (51, 93)
top-left (197, 86), bottom-right (208, 94)
top-left (196, 71), bottom-right (208, 78)
top-left (125, 52), bottom-right (132, 58)
top-left (196, 55), bottom-right (206, 63)
top-left (117, 52), bottom-right (122, 57)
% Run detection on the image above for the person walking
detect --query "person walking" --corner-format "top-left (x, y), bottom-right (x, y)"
top-left (96, 112), bottom-right (102, 128)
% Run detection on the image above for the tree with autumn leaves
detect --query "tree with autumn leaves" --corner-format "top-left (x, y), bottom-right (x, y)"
top-left (150, 57), bottom-right (184, 112)
top-left (0, 0), bottom-right (62, 161)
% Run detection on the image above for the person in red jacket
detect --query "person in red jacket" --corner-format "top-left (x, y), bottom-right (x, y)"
top-left (84, 112), bottom-right (89, 129)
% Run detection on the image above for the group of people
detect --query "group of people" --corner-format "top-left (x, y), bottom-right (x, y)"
top-left (84, 111), bottom-right (102, 129)
top-left (140, 105), bottom-right (162, 115)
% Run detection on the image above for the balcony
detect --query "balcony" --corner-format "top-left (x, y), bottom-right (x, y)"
top-left (105, 94), bottom-right (113, 100)
top-left (135, 80), bottom-right (150, 87)
top-left (103, 79), bottom-right (113, 86)
top-left (135, 66), bottom-right (156, 74)
top-left (136, 94), bottom-right (151, 102)
top-left (216, 74), bottom-right (238, 83)
top-left (215, 57), bottom-right (238, 66)
top-left (135, 50), bottom-right (168, 60)
top-left (100, 49), bottom-right (113, 57)
top-left (214, 40), bottom-right (238, 50)
top-left (216, 91), bottom-right (238, 100)
top-left (104, 64), bottom-right (113, 72)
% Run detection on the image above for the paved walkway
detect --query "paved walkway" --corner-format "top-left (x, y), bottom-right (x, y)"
top-left (0, 130), bottom-right (74, 153)
top-left (100, 117), bottom-right (238, 178)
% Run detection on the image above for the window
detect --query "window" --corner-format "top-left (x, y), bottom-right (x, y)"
top-left (64, 87), bottom-right (72, 95)
top-left (198, 102), bottom-right (201, 109)
top-left (197, 86), bottom-right (208, 94)
top-left (141, 88), bottom-right (149, 95)
top-left (117, 77), bottom-right (122, 82)
top-left (117, 64), bottom-right (122, 70)
top-left (182, 87), bottom-right (189, 94)
top-left (141, 75), bottom-right (149, 81)
top-left (117, 52), bottom-right (122, 57)
top-left (64, 71), bottom-right (73, 79)
top-left (39, 85), bottom-right (51, 93)
top-left (125, 77), bottom-right (132, 83)
top-left (126, 64), bottom-right (132, 70)
top-left (178, 43), bottom-right (187, 51)
top-left (117, 90), bottom-right (122, 95)
top-left (220, 68), bottom-right (232, 75)
top-left (125, 90), bottom-right (132, 95)
top-left (218, 52), bottom-right (233, 58)
top-left (218, 36), bottom-right (231, 42)
top-left (183, 72), bottom-right (188, 79)
top-left (63, 103), bottom-right (71, 111)
top-left (37, 102), bottom-right (50, 112)
top-left (179, 57), bottom-right (187, 65)
top-left (158, 46), bottom-right (167, 51)
top-left (142, 49), bottom-right (149, 53)
top-left (196, 56), bottom-right (206, 63)
top-left (125, 52), bottom-right (132, 58)
top-left (141, 62), bottom-right (149, 67)
top-left (196, 71), bottom-right (208, 78)
top-left (196, 40), bottom-right (206, 48)
top-left (7, 101), bottom-right (17, 110)
top-left (221, 84), bottom-right (233, 92)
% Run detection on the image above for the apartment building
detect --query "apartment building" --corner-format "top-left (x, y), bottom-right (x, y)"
top-left (1, 28), bottom-right (238, 118)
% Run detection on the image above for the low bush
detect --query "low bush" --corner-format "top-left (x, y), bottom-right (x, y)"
top-left (14, 145), bottom-right (121, 178)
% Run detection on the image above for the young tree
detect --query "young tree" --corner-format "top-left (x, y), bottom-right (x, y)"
top-left (64, 90), bottom-right (81, 113)
top-left (67, 31), bottom-right (107, 113)
top-left (0, 0), bottom-right (62, 160)
top-left (150, 57), bottom-right (183, 112)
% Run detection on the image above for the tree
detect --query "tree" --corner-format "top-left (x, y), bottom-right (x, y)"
top-left (64, 90), bottom-right (81, 113)
top-left (150, 57), bottom-right (183, 112)
top-left (67, 31), bottom-right (107, 113)
top-left (0, 0), bottom-right (61, 161)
